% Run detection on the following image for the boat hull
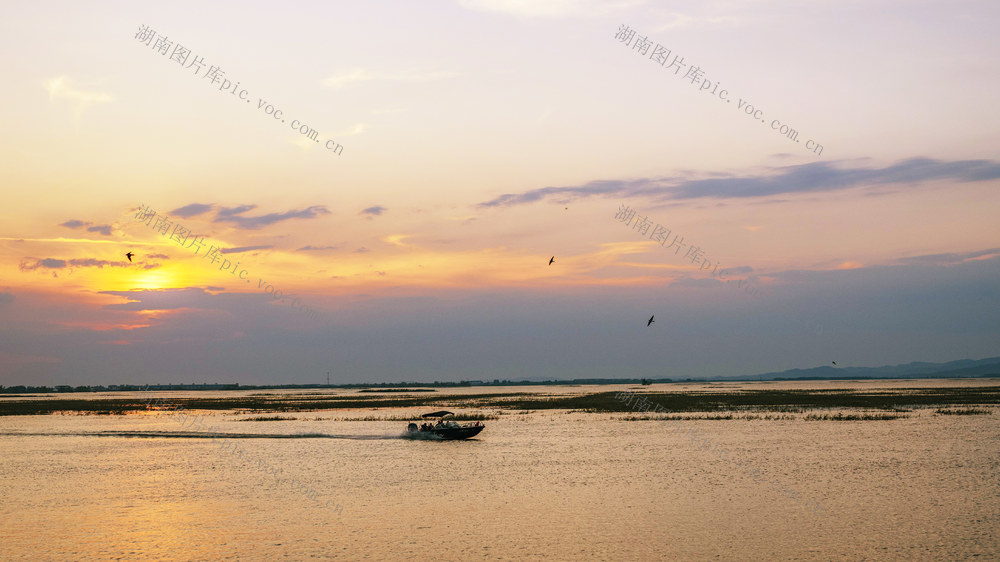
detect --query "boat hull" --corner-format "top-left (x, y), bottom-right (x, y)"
top-left (406, 425), bottom-right (484, 440)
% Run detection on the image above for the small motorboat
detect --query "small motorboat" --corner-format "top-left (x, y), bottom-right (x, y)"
top-left (406, 410), bottom-right (485, 440)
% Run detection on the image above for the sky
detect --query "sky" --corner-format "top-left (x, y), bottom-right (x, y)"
top-left (1, 0), bottom-right (998, 386)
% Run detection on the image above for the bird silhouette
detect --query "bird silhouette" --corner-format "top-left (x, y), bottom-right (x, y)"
top-left (548, 256), bottom-right (555, 265)
top-left (647, 315), bottom-right (655, 327)
top-left (831, 361), bottom-right (837, 366)
top-left (125, 252), bottom-right (134, 262)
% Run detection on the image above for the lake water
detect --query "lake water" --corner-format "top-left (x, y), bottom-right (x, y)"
top-left (1, 382), bottom-right (998, 560)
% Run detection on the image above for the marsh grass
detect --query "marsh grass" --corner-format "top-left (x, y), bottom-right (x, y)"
top-left (237, 415), bottom-right (298, 422)
top-left (617, 413), bottom-right (799, 421)
top-left (934, 407), bottom-right (992, 415)
top-left (333, 412), bottom-right (500, 422)
top-left (3, 387), bottom-right (997, 416)
top-left (357, 388), bottom-right (436, 393)
top-left (804, 412), bottom-right (907, 421)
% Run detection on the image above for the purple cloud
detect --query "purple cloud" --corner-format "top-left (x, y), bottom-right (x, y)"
top-left (221, 245), bottom-right (273, 254)
top-left (477, 157), bottom-right (1000, 207)
top-left (171, 203), bottom-right (215, 218)
top-left (213, 205), bottom-right (330, 230)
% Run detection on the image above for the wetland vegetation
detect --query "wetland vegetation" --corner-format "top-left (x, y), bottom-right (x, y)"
top-left (1, 386), bottom-right (997, 419)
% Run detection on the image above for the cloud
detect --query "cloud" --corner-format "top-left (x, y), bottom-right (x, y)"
top-left (171, 203), bottom-right (214, 218)
top-left (100, 287), bottom-right (226, 312)
top-left (323, 69), bottom-right (458, 89)
top-left (383, 235), bottom-right (412, 247)
top-left (221, 245), bottom-right (273, 254)
top-left (19, 257), bottom-right (129, 271)
top-left (67, 259), bottom-right (120, 269)
top-left (20, 258), bottom-right (67, 270)
top-left (457, 0), bottom-right (644, 18)
top-left (147, 253), bottom-right (170, 259)
top-left (297, 245), bottom-right (339, 252)
top-left (59, 220), bottom-right (113, 236)
top-left (354, 247), bottom-right (370, 253)
top-left (477, 157), bottom-right (1000, 207)
top-left (45, 76), bottom-right (114, 120)
top-left (213, 205), bottom-right (331, 230)
top-left (894, 248), bottom-right (1000, 267)
top-left (336, 123), bottom-right (367, 136)
top-left (668, 277), bottom-right (725, 289)
top-left (361, 205), bottom-right (387, 217)
top-left (156, 202), bottom-right (332, 230)
top-left (0, 292), bottom-right (13, 306)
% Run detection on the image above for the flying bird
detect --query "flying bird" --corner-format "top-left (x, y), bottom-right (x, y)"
top-left (831, 361), bottom-right (837, 366)
top-left (647, 315), bottom-right (655, 327)
top-left (125, 252), bottom-right (134, 262)
top-left (548, 256), bottom-right (555, 265)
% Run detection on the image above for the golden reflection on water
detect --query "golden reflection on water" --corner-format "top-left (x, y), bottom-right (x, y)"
top-left (0, 381), bottom-right (998, 559)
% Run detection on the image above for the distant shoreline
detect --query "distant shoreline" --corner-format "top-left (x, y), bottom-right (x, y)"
top-left (2, 373), bottom-right (999, 395)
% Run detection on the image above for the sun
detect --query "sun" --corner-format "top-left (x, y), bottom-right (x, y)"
top-left (132, 268), bottom-right (178, 290)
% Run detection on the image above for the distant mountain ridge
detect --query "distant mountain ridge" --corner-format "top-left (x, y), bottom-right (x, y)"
top-left (736, 356), bottom-right (1000, 381)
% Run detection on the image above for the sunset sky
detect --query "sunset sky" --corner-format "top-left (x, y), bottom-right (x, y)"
top-left (1, 0), bottom-right (998, 385)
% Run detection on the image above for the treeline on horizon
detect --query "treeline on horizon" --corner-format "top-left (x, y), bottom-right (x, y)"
top-left (2, 373), bottom-right (999, 395)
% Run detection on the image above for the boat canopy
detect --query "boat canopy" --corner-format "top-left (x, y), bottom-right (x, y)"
top-left (421, 410), bottom-right (455, 419)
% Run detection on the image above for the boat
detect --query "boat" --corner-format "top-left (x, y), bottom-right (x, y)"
top-left (405, 410), bottom-right (485, 440)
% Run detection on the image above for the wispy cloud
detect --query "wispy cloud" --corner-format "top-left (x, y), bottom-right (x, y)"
top-left (382, 234), bottom-right (412, 247)
top-left (221, 245), bottom-right (273, 254)
top-left (213, 205), bottom-right (331, 230)
top-left (894, 248), bottom-right (1000, 267)
top-left (360, 205), bottom-right (387, 217)
top-left (157, 202), bottom-right (332, 230)
top-left (477, 157), bottom-right (1000, 207)
top-left (59, 220), bottom-right (113, 236)
top-left (336, 123), bottom-right (367, 136)
top-left (171, 203), bottom-right (214, 218)
top-left (19, 258), bottom-right (129, 271)
top-left (45, 76), bottom-right (114, 120)
top-left (297, 245), bottom-right (339, 252)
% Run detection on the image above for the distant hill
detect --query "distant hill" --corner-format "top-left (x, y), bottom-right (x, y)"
top-left (737, 356), bottom-right (1000, 381)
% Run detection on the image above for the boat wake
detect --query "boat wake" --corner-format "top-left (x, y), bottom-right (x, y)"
top-left (0, 431), bottom-right (418, 440)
